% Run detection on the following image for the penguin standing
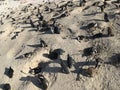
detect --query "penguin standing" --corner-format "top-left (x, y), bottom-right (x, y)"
top-left (67, 54), bottom-right (75, 68)
top-left (5, 67), bottom-right (14, 78)
top-left (3, 83), bottom-right (11, 90)
top-left (29, 17), bottom-right (35, 28)
top-left (60, 59), bottom-right (70, 74)
top-left (107, 27), bottom-right (114, 37)
top-left (36, 74), bottom-right (49, 90)
top-left (104, 13), bottom-right (109, 22)
top-left (37, 13), bottom-right (43, 21)
top-left (79, 0), bottom-right (86, 7)
top-left (0, 17), bottom-right (3, 25)
top-left (40, 38), bottom-right (48, 47)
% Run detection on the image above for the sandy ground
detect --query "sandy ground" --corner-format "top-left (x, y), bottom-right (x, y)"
top-left (0, 0), bottom-right (120, 90)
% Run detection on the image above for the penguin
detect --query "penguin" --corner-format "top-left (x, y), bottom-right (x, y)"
top-left (23, 52), bottom-right (33, 58)
top-left (40, 38), bottom-right (48, 47)
top-left (103, 0), bottom-right (108, 8)
top-left (80, 0), bottom-right (86, 7)
top-left (2, 83), bottom-right (11, 90)
top-left (37, 13), bottom-right (43, 21)
top-left (60, 59), bottom-right (70, 74)
top-left (29, 18), bottom-right (35, 28)
top-left (29, 67), bottom-right (42, 75)
top-left (95, 57), bottom-right (104, 68)
top-left (92, 1), bottom-right (100, 6)
top-left (79, 35), bottom-right (86, 40)
top-left (51, 25), bottom-right (60, 34)
top-left (0, 18), bottom-right (3, 25)
top-left (107, 27), bottom-right (114, 37)
top-left (5, 67), bottom-right (14, 78)
top-left (36, 74), bottom-right (49, 90)
top-left (92, 33), bottom-right (104, 39)
top-left (99, 5), bottom-right (105, 13)
top-left (11, 18), bottom-right (15, 21)
top-left (86, 22), bottom-right (97, 29)
top-left (67, 54), bottom-right (75, 68)
top-left (104, 12), bottom-right (109, 22)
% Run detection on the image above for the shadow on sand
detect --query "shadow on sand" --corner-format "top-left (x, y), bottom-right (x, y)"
top-left (20, 76), bottom-right (43, 89)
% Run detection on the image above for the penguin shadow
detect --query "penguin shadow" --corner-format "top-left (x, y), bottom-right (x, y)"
top-left (72, 61), bottom-right (96, 79)
top-left (43, 51), bottom-right (60, 60)
top-left (20, 76), bottom-right (43, 89)
top-left (42, 54), bottom-right (70, 74)
top-left (15, 52), bottom-right (33, 60)
top-left (73, 68), bottom-right (89, 79)
top-left (43, 53), bottom-right (60, 60)
top-left (28, 29), bottom-right (38, 32)
top-left (36, 26), bottom-right (60, 35)
top-left (83, 12), bottom-right (100, 16)
top-left (88, 33), bottom-right (108, 39)
top-left (27, 44), bottom-right (41, 48)
top-left (80, 25), bottom-right (89, 30)
top-left (106, 53), bottom-right (120, 67)
top-left (31, 60), bottom-right (61, 74)
top-left (40, 60), bottom-right (62, 73)
top-left (62, 59), bottom-right (68, 65)
top-left (80, 33), bottom-right (108, 40)
top-left (0, 84), bottom-right (4, 90)
top-left (15, 55), bottom-right (24, 59)
top-left (74, 61), bottom-right (96, 69)
top-left (42, 65), bottom-right (61, 73)
top-left (87, 19), bottom-right (105, 22)
top-left (21, 26), bottom-right (33, 28)
top-left (40, 30), bottom-right (53, 35)
top-left (108, 8), bottom-right (119, 11)
top-left (31, 29), bottom-right (54, 35)
top-left (43, 53), bottom-right (49, 58)
top-left (116, 23), bottom-right (120, 26)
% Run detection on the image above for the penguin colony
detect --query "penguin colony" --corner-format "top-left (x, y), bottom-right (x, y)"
top-left (0, 0), bottom-right (120, 90)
